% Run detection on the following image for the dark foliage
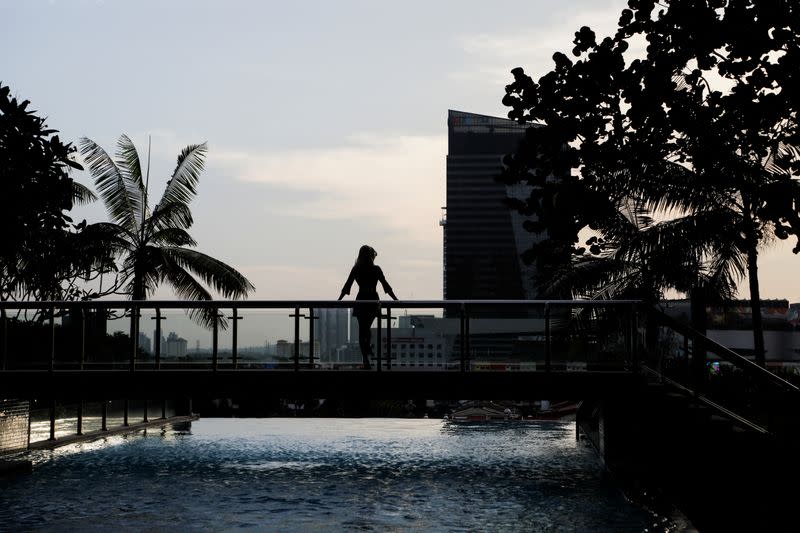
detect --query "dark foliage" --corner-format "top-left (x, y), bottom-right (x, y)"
top-left (0, 83), bottom-right (114, 303)
top-left (501, 1), bottom-right (800, 365)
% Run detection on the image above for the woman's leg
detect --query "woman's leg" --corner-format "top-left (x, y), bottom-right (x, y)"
top-left (357, 314), bottom-right (374, 368)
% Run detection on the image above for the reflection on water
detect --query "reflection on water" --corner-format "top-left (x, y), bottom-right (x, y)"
top-left (0, 418), bottom-right (679, 532)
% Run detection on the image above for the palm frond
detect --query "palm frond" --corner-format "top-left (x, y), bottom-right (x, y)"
top-left (154, 142), bottom-right (207, 213)
top-left (79, 137), bottom-right (141, 232)
top-left (116, 135), bottom-right (147, 226)
top-left (765, 142), bottom-right (800, 176)
top-left (148, 227), bottom-right (197, 247)
top-left (80, 222), bottom-right (134, 255)
top-left (160, 246), bottom-right (254, 299)
top-left (158, 249), bottom-right (225, 329)
top-left (71, 182), bottom-right (98, 206)
top-left (146, 201), bottom-right (194, 233)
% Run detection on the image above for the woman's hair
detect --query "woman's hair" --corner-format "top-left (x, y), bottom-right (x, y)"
top-left (354, 245), bottom-right (377, 269)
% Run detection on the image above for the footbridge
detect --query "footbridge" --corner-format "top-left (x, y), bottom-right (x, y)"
top-left (3, 299), bottom-right (800, 531)
top-left (1, 299), bottom-right (643, 400)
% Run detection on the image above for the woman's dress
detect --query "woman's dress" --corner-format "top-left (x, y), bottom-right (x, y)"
top-left (340, 264), bottom-right (394, 318)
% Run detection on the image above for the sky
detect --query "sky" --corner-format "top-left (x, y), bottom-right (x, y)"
top-left (2, 0), bottom-right (799, 305)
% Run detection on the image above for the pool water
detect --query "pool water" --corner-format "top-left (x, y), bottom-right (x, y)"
top-left (0, 418), bottom-right (681, 532)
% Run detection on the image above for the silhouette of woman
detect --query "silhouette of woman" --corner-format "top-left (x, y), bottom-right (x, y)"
top-left (338, 245), bottom-right (398, 369)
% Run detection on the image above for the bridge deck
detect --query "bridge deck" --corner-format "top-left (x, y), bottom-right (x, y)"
top-left (0, 370), bottom-right (640, 399)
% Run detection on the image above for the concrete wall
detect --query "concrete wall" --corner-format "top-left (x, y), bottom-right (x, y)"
top-left (0, 399), bottom-right (29, 454)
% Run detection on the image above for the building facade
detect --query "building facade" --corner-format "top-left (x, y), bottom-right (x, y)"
top-left (316, 308), bottom-right (350, 362)
top-left (443, 109), bottom-right (539, 301)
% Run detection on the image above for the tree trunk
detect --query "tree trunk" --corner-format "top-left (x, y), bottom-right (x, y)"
top-left (690, 286), bottom-right (708, 391)
top-left (746, 244), bottom-right (766, 367)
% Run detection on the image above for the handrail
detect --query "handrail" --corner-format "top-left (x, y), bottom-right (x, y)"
top-left (640, 363), bottom-right (770, 435)
top-left (648, 306), bottom-right (800, 395)
top-left (0, 299), bottom-right (643, 375)
top-left (0, 299), bottom-right (644, 310)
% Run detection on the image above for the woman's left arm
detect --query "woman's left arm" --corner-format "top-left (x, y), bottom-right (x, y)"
top-left (377, 267), bottom-right (398, 300)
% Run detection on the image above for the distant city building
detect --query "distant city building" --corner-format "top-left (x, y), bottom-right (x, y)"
top-left (443, 109), bottom-right (540, 301)
top-left (317, 308), bottom-right (350, 361)
top-left (137, 332), bottom-right (151, 354)
top-left (398, 314), bottom-right (435, 329)
top-left (275, 339), bottom-right (320, 360)
top-left (381, 330), bottom-right (450, 369)
top-left (164, 331), bottom-right (187, 358)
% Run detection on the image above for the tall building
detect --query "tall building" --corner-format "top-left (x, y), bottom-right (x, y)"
top-left (164, 331), bottom-right (187, 358)
top-left (137, 332), bottom-right (151, 354)
top-left (317, 308), bottom-right (350, 361)
top-left (444, 110), bottom-right (539, 301)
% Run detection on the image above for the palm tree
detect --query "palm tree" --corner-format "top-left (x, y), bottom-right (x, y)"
top-left (79, 135), bottom-right (254, 327)
top-left (545, 200), bottom-right (743, 305)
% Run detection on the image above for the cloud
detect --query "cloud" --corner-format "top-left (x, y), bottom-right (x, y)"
top-left (452, 1), bottom-right (629, 85)
top-left (209, 133), bottom-right (447, 243)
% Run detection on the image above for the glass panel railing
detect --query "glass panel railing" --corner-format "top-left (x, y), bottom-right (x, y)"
top-left (465, 303), bottom-right (543, 372)
top-left (644, 308), bottom-right (800, 436)
top-left (378, 306), bottom-right (455, 371)
top-left (85, 308), bottom-right (132, 369)
top-left (1, 300), bottom-right (642, 373)
top-left (5, 307), bottom-right (52, 370)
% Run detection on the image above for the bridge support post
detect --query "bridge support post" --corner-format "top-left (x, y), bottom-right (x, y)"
top-left (459, 305), bottom-right (465, 372)
top-left (152, 308), bottom-right (164, 370)
top-left (143, 399), bottom-right (149, 423)
top-left (385, 307), bottom-right (391, 371)
top-left (77, 400), bottom-right (83, 436)
top-left (293, 307), bottom-right (300, 372)
top-left (101, 401), bottom-right (107, 431)
top-left (49, 400), bottom-right (55, 441)
top-left (544, 303), bottom-right (551, 372)
top-left (464, 306), bottom-right (470, 367)
top-left (49, 306), bottom-right (55, 372)
top-left (212, 308), bottom-right (219, 372)
top-left (79, 308), bottom-right (86, 370)
top-left (123, 399), bottom-right (129, 427)
top-left (161, 399), bottom-right (167, 419)
top-left (376, 303), bottom-right (382, 372)
top-left (307, 308), bottom-right (316, 369)
top-left (130, 306), bottom-right (140, 372)
top-left (230, 308), bottom-right (241, 369)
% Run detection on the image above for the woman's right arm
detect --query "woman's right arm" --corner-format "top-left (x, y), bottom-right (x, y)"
top-left (338, 267), bottom-right (356, 300)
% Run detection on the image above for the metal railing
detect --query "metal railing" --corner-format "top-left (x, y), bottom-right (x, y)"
top-left (643, 306), bottom-right (800, 437)
top-left (0, 299), bottom-right (642, 373)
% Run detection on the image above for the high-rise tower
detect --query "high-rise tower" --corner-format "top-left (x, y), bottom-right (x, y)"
top-left (444, 110), bottom-right (538, 301)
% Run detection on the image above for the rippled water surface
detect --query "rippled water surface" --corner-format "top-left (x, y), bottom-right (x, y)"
top-left (1, 418), bottom-right (674, 532)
